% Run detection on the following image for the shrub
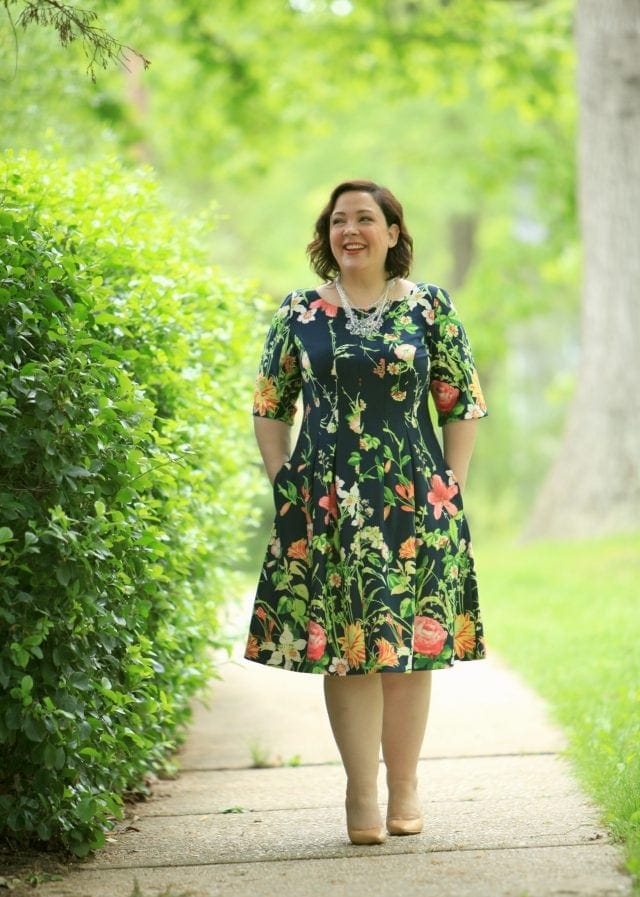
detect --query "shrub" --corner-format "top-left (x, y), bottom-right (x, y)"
top-left (0, 151), bottom-right (262, 855)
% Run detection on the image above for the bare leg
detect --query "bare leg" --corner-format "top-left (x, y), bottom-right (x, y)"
top-left (323, 675), bottom-right (384, 839)
top-left (381, 671), bottom-right (432, 828)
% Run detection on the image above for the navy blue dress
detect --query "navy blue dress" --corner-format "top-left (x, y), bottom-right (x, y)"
top-left (246, 284), bottom-right (487, 675)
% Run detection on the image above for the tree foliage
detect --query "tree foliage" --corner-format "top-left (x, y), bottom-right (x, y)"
top-left (0, 150), bottom-right (261, 854)
top-left (0, 1), bottom-right (581, 524)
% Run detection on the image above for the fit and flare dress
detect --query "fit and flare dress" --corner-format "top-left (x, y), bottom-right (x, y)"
top-left (245, 283), bottom-right (488, 675)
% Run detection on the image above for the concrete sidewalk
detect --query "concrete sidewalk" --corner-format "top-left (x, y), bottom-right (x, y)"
top-left (38, 650), bottom-right (633, 897)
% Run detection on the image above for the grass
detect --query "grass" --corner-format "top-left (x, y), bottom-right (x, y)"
top-left (248, 737), bottom-right (302, 769)
top-left (128, 883), bottom-right (195, 897)
top-left (480, 530), bottom-right (640, 888)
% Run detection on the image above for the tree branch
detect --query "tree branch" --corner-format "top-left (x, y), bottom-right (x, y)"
top-left (7, 0), bottom-right (150, 80)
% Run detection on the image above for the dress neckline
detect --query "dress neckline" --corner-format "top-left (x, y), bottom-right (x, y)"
top-left (306, 283), bottom-right (425, 313)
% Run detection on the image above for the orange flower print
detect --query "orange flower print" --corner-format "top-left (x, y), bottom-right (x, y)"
top-left (245, 634), bottom-right (260, 659)
top-left (287, 539), bottom-right (309, 561)
top-left (318, 482), bottom-right (338, 524)
top-left (373, 358), bottom-right (386, 378)
top-left (454, 613), bottom-right (476, 658)
top-left (399, 536), bottom-right (418, 558)
top-left (282, 353), bottom-right (298, 373)
top-left (337, 622), bottom-right (366, 668)
top-left (391, 387), bottom-right (407, 402)
top-left (427, 474), bottom-right (459, 520)
top-left (310, 297), bottom-right (339, 318)
top-left (375, 637), bottom-right (399, 668)
top-left (395, 481), bottom-right (415, 511)
top-left (253, 373), bottom-right (279, 416)
top-left (470, 368), bottom-right (487, 410)
top-left (256, 606), bottom-right (267, 621)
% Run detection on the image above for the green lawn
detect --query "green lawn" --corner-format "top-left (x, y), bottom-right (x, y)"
top-left (480, 531), bottom-right (640, 887)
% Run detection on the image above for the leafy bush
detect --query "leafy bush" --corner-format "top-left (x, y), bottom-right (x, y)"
top-left (0, 150), bottom-right (261, 855)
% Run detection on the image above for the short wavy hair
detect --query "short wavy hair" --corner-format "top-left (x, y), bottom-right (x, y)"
top-left (307, 179), bottom-right (414, 282)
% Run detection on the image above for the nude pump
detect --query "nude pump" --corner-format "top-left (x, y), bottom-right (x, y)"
top-left (348, 825), bottom-right (387, 845)
top-left (386, 815), bottom-right (424, 836)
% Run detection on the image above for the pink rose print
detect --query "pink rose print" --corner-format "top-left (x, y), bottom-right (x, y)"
top-left (393, 343), bottom-right (416, 363)
top-left (413, 616), bottom-right (447, 657)
top-left (430, 380), bottom-right (460, 414)
top-left (307, 621), bottom-right (327, 661)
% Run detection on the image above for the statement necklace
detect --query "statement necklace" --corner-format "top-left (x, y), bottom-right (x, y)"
top-left (334, 275), bottom-right (396, 338)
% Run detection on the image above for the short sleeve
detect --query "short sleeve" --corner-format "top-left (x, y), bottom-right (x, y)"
top-left (425, 286), bottom-right (488, 427)
top-left (252, 293), bottom-right (302, 425)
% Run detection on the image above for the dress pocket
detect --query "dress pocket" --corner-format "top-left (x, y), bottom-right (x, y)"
top-left (272, 461), bottom-right (291, 498)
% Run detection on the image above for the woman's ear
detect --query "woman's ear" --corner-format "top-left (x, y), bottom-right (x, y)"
top-left (388, 223), bottom-right (400, 247)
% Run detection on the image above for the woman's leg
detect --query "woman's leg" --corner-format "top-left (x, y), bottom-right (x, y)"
top-left (323, 675), bottom-right (384, 837)
top-left (381, 671), bottom-right (432, 827)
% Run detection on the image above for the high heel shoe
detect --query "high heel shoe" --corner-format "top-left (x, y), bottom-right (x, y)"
top-left (348, 826), bottom-right (387, 845)
top-left (386, 816), bottom-right (423, 836)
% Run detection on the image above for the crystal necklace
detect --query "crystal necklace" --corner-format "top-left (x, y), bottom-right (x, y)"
top-left (334, 275), bottom-right (396, 338)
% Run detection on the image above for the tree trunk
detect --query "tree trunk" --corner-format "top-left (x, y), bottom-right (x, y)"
top-left (448, 213), bottom-right (479, 291)
top-left (526, 0), bottom-right (640, 539)
top-left (124, 52), bottom-right (154, 166)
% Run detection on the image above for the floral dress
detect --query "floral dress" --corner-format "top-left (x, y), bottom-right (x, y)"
top-left (245, 283), bottom-right (488, 676)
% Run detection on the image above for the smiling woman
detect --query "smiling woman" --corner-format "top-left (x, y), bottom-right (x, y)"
top-left (308, 179), bottom-right (414, 288)
top-left (245, 178), bottom-right (488, 847)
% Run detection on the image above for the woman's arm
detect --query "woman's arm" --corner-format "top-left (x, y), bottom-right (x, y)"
top-left (442, 418), bottom-right (479, 492)
top-left (254, 416), bottom-right (292, 485)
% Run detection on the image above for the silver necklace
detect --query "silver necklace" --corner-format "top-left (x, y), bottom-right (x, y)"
top-left (334, 275), bottom-right (396, 338)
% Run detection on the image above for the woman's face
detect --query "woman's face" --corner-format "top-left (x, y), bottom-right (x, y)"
top-left (328, 191), bottom-right (399, 279)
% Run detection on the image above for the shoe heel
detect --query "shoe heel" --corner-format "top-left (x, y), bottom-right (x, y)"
top-left (386, 817), bottom-right (423, 836)
top-left (348, 826), bottom-right (387, 845)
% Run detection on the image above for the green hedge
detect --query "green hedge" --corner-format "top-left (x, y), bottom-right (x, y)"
top-left (0, 151), bottom-right (261, 855)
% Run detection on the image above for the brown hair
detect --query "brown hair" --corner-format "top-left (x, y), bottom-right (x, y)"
top-left (306, 180), bottom-right (414, 282)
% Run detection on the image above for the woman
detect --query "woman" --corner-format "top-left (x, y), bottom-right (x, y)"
top-left (246, 179), bottom-right (488, 846)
